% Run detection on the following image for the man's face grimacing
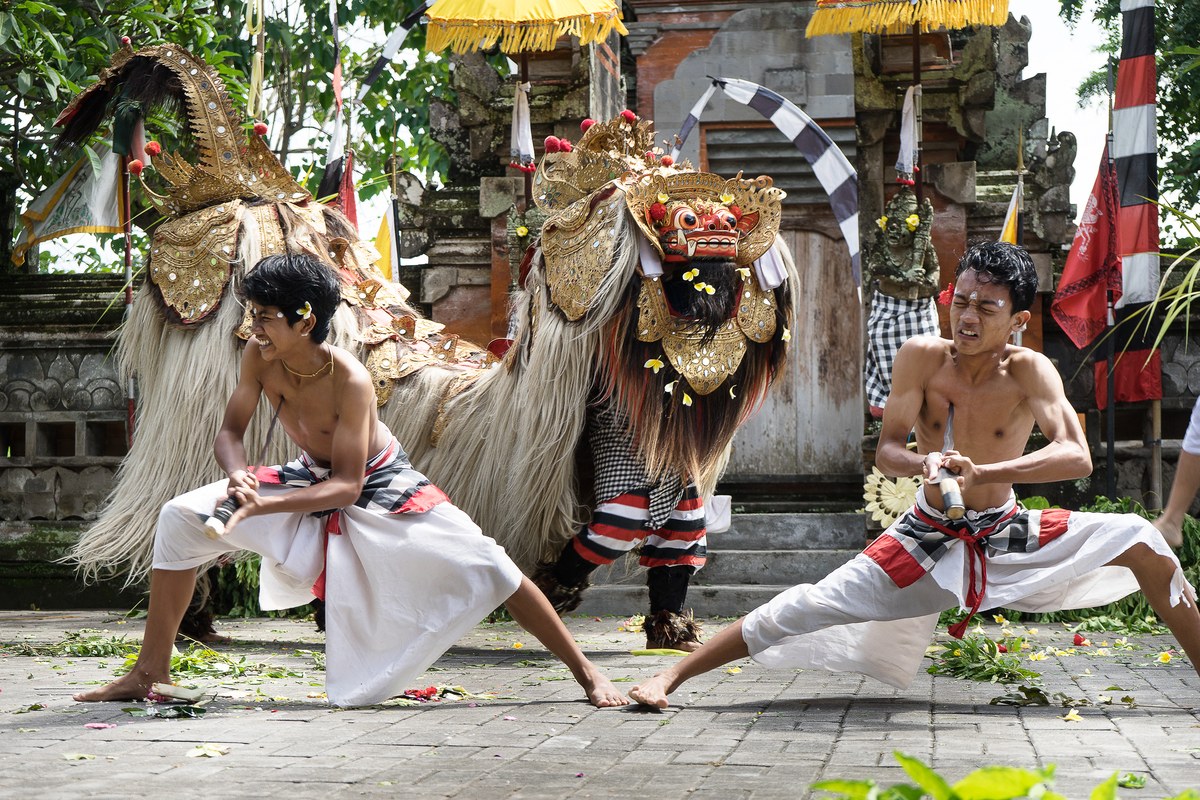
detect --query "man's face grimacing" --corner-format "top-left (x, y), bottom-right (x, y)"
top-left (949, 270), bottom-right (1030, 354)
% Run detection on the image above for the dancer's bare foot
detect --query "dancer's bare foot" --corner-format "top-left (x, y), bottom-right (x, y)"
top-left (72, 665), bottom-right (167, 702)
top-left (580, 669), bottom-right (630, 708)
top-left (629, 670), bottom-right (677, 708)
top-left (1153, 514), bottom-right (1184, 549)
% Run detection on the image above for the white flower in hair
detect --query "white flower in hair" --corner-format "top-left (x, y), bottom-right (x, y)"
top-left (298, 301), bottom-right (313, 320)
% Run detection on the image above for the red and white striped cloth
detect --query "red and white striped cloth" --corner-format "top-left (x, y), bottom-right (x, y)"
top-left (1104, 0), bottom-right (1161, 405)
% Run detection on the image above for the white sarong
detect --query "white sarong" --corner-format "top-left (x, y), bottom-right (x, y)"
top-left (742, 491), bottom-right (1191, 689)
top-left (152, 440), bottom-right (523, 707)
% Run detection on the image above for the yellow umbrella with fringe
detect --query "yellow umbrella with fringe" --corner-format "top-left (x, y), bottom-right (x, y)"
top-left (425, 0), bottom-right (627, 54)
top-left (806, 0), bottom-right (1008, 199)
top-left (806, 0), bottom-right (1007, 37)
top-left (424, 0), bottom-right (628, 206)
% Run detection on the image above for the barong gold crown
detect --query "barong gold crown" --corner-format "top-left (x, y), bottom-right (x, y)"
top-left (532, 114), bottom-right (784, 267)
top-left (60, 43), bottom-right (311, 217)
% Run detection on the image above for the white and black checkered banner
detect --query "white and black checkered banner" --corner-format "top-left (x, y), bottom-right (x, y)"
top-left (671, 77), bottom-right (860, 284)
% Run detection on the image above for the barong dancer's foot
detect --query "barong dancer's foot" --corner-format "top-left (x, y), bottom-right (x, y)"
top-left (629, 618), bottom-right (750, 708)
top-left (643, 609), bottom-right (702, 652)
top-left (505, 576), bottom-right (629, 708)
top-left (73, 663), bottom-right (169, 702)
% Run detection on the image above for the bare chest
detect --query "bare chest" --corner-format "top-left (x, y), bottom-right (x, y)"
top-left (918, 372), bottom-right (1033, 463)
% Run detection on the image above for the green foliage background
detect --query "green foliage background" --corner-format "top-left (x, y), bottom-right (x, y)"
top-left (1, 0), bottom-right (451, 272)
top-left (1056, 0), bottom-right (1200, 244)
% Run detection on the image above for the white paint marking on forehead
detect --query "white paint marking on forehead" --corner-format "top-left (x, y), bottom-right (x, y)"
top-left (996, 299), bottom-right (1005, 307)
top-left (969, 291), bottom-right (978, 301)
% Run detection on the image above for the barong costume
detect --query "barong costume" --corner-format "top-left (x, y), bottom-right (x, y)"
top-left (741, 490), bottom-right (1192, 690)
top-left (153, 437), bottom-right (523, 708)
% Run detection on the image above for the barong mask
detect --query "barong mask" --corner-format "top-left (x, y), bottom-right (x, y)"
top-left (530, 114), bottom-right (786, 397)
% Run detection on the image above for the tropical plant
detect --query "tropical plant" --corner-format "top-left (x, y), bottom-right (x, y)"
top-left (812, 751), bottom-right (1198, 800)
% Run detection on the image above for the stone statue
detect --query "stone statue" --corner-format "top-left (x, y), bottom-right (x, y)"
top-left (863, 186), bottom-right (941, 416)
top-left (867, 186), bottom-right (939, 299)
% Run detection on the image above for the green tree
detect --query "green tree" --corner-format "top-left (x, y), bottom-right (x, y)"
top-left (2, 0), bottom-right (450, 272)
top-left (1057, 0), bottom-right (1200, 241)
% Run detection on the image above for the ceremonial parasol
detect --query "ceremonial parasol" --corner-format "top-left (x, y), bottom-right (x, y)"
top-left (425, 0), bottom-right (627, 54)
top-left (424, 0), bottom-right (628, 204)
top-left (806, 0), bottom-right (1008, 198)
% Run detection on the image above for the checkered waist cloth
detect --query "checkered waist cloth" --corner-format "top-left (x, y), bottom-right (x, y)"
top-left (864, 492), bottom-right (1072, 638)
top-left (255, 438), bottom-right (449, 518)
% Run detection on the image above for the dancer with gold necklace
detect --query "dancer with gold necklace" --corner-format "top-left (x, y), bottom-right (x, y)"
top-left (75, 254), bottom-right (629, 709)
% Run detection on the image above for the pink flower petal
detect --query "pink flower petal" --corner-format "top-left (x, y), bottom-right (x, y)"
top-left (85, 723), bottom-right (116, 729)
top-left (503, 716), bottom-right (517, 721)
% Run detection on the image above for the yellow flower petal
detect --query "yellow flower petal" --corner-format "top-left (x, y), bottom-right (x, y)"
top-left (1061, 710), bottom-right (1082, 722)
top-left (515, 226), bottom-right (529, 237)
top-left (644, 358), bottom-right (664, 373)
top-left (657, 192), bottom-right (670, 204)
top-left (664, 381), bottom-right (676, 394)
top-left (694, 282), bottom-right (707, 292)
top-left (704, 284), bottom-right (715, 295)
top-left (1158, 651), bottom-right (1172, 663)
top-left (876, 216), bottom-right (887, 231)
top-left (513, 642), bottom-right (523, 649)
top-left (729, 384), bottom-right (737, 399)
top-left (993, 614), bottom-right (1007, 625)
top-left (737, 267), bottom-right (751, 279)
top-left (781, 327), bottom-right (791, 342)
top-left (682, 392), bottom-right (693, 407)
top-left (683, 269), bottom-right (698, 281)
top-left (726, 667), bottom-right (741, 674)
top-left (719, 193), bottom-right (734, 203)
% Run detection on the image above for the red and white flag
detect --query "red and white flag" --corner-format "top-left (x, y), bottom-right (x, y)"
top-left (1103, 0), bottom-right (1161, 407)
top-left (1050, 146), bottom-right (1123, 350)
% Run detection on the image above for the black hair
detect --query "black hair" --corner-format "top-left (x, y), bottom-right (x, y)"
top-left (954, 241), bottom-right (1038, 313)
top-left (241, 253), bottom-right (342, 344)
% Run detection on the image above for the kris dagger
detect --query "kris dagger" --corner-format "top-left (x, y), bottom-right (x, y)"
top-left (936, 403), bottom-right (966, 520)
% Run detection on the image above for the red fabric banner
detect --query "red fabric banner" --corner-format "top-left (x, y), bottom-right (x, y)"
top-left (1095, 349), bottom-right (1162, 409)
top-left (1050, 147), bottom-right (1123, 349)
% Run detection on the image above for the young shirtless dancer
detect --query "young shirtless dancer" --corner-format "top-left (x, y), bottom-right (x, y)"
top-left (631, 241), bottom-right (1200, 707)
top-left (76, 253), bottom-right (628, 708)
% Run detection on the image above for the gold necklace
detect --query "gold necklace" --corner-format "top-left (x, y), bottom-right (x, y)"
top-left (282, 350), bottom-right (334, 379)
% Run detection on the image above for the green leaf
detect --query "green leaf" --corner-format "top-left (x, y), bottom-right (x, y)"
top-left (894, 752), bottom-right (955, 800)
top-left (953, 767), bottom-right (1051, 800)
top-left (1166, 791), bottom-right (1200, 800)
top-left (16, 70), bottom-right (31, 95)
top-left (0, 12), bottom-right (10, 46)
top-left (810, 779), bottom-right (878, 799)
top-left (82, 144), bottom-right (103, 179)
top-left (1090, 773), bottom-right (1118, 800)
top-left (1116, 773), bottom-right (1145, 789)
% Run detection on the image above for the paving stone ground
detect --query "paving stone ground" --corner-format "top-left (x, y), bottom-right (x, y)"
top-left (0, 610), bottom-right (1196, 799)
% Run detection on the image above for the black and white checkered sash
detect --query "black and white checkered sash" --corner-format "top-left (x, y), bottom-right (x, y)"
top-left (257, 438), bottom-right (449, 529)
top-left (865, 492), bottom-right (1062, 638)
top-left (257, 438), bottom-right (450, 602)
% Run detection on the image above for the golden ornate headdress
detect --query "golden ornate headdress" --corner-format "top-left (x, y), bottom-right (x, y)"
top-left (532, 113), bottom-right (784, 268)
top-left (55, 43), bottom-right (310, 218)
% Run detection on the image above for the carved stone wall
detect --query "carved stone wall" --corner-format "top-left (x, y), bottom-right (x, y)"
top-left (0, 276), bottom-right (128, 523)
